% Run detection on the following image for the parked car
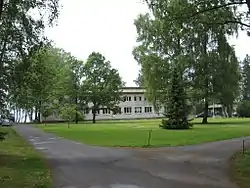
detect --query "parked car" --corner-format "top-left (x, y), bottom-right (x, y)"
top-left (195, 112), bottom-right (213, 118)
top-left (1, 119), bottom-right (13, 127)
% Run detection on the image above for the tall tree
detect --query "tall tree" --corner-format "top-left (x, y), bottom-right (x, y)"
top-left (0, 0), bottom-right (60, 112)
top-left (135, 0), bottom-right (239, 124)
top-left (241, 54), bottom-right (250, 100)
top-left (82, 52), bottom-right (124, 123)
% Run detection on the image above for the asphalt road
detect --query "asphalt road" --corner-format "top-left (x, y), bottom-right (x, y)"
top-left (14, 125), bottom-right (250, 188)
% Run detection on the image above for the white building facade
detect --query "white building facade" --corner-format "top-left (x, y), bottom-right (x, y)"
top-left (44, 87), bottom-right (164, 122)
top-left (84, 87), bottom-right (164, 120)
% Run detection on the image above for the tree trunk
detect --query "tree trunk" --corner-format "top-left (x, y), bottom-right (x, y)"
top-left (35, 107), bottom-right (38, 121)
top-left (67, 121), bottom-right (70, 128)
top-left (227, 105), bottom-right (233, 117)
top-left (202, 98), bottom-right (208, 124)
top-left (17, 109), bottom-right (21, 123)
top-left (75, 97), bottom-right (78, 124)
top-left (38, 100), bottom-right (42, 123)
top-left (202, 32), bottom-right (209, 124)
top-left (92, 112), bottom-right (96, 124)
top-left (24, 111), bottom-right (27, 123)
top-left (29, 109), bottom-right (33, 122)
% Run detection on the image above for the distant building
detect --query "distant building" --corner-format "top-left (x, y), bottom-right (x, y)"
top-left (44, 87), bottom-right (164, 122)
top-left (84, 87), bottom-right (164, 120)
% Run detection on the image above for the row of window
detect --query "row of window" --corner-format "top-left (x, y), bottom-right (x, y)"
top-left (123, 96), bottom-right (146, 102)
top-left (124, 107), bottom-right (152, 114)
top-left (83, 107), bottom-right (153, 114)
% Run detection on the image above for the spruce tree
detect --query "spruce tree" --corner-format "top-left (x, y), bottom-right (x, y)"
top-left (160, 63), bottom-right (192, 129)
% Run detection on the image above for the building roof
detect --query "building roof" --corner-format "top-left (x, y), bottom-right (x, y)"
top-left (121, 87), bottom-right (145, 94)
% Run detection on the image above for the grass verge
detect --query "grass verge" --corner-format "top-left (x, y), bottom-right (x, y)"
top-left (0, 127), bottom-right (51, 188)
top-left (38, 118), bottom-right (250, 147)
top-left (231, 149), bottom-right (250, 188)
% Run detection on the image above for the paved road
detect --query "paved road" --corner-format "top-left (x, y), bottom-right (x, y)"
top-left (14, 125), bottom-right (250, 188)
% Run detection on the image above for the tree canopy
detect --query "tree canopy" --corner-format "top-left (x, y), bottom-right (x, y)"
top-left (134, 0), bottom-right (241, 124)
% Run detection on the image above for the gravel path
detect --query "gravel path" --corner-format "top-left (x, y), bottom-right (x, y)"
top-left (14, 125), bottom-right (250, 188)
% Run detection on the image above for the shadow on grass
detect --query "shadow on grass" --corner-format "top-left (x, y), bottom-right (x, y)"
top-left (0, 154), bottom-right (45, 169)
top-left (194, 120), bottom-right (250, 126)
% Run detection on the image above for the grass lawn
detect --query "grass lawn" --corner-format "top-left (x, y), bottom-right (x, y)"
top-left (0, 127), bottom-right (51, 188)
top-left (231, 149), bottom-right (250, 188)
top-left (38, 118), bottom-right (250, 147)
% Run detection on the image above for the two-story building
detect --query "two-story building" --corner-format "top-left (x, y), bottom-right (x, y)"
top-left (83, 87), bottom-right (164, 120)
top-left (43, 87), bottom-right (164, 122)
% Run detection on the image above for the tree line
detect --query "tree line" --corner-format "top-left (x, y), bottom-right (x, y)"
top-left (133, 0), bottom-right (250, 128)
top-left (8, 48), bottom-right (124, 124)
top-left (0, 0), bottom-right (124, 124)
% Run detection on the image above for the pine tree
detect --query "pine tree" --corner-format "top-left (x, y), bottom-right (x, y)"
top-left (160, 63), bottom-right (192, 129)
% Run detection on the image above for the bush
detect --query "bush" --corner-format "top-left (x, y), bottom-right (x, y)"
top-left (160, 119), bottom-right (193, 130)
top-left (237, 100), bottom-right (250, 117)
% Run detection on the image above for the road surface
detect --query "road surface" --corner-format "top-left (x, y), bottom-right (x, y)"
top-left (14, 125), bottom-right (250, 188)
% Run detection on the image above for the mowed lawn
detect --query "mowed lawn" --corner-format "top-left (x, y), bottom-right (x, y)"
top-left (0, 127), bottom-right (51, 188)
top-left (39, 118), bottom-right (250, 147)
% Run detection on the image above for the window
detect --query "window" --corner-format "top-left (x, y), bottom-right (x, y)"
top-left (103, 108), bottom-right (110, 114)
top-left (123, 96), bottom-right (132, 101)
top-left (124, 107), bottom-right (132, 114)
top-left (139, 96), bottom-right (142, 101)
top-left (135, 107), bottom-right (142, 113)
top-left (145, 107), bottom-right (152, 113)
top-left (144, 97), bottom-right (147, 101)
top-left (83, 108), bottom-right (89, 114)
top-left (134, 96), bottom-right (137, 101)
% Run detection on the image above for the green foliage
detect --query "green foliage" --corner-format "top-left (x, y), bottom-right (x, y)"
top-left (134, 0), bottom-right (241, 124)
top-left (82, 52), bottom-right (124, 123)
top-left (41, 105), bottom-right (53, 122)
top-left (133, 70), bottom-right (144, 87)
top-left (241, 55), bottom-right (250, 101)
top-left (0, 0), bottom-right (60, 111)
top-left (237, 100), bottom-right (250, 117)
top-left (59, 104), bottom-right (82, 127)
top-left (159, 63), bottom-right (192, 129)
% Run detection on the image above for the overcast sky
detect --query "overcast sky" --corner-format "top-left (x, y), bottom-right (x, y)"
top-left (45, 0), bottom-right (250, 86)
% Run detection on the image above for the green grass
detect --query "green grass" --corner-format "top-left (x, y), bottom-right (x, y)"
top-left (38, 118), bottom-right (250, 147)
top-left (0, 127), bottom-right (51, 188)
top-left (231, 149), bottom-right (250, 188)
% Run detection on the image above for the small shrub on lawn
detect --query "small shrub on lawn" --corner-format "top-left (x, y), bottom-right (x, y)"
top-left (160, 119), bottom-right (193, 129)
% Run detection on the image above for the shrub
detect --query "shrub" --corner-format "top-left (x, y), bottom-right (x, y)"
top-left (160, 119), bottom-right (193, 130)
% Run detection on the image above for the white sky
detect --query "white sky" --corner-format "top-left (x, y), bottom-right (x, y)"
top-left (45, 0), bottom-right (250, 87)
